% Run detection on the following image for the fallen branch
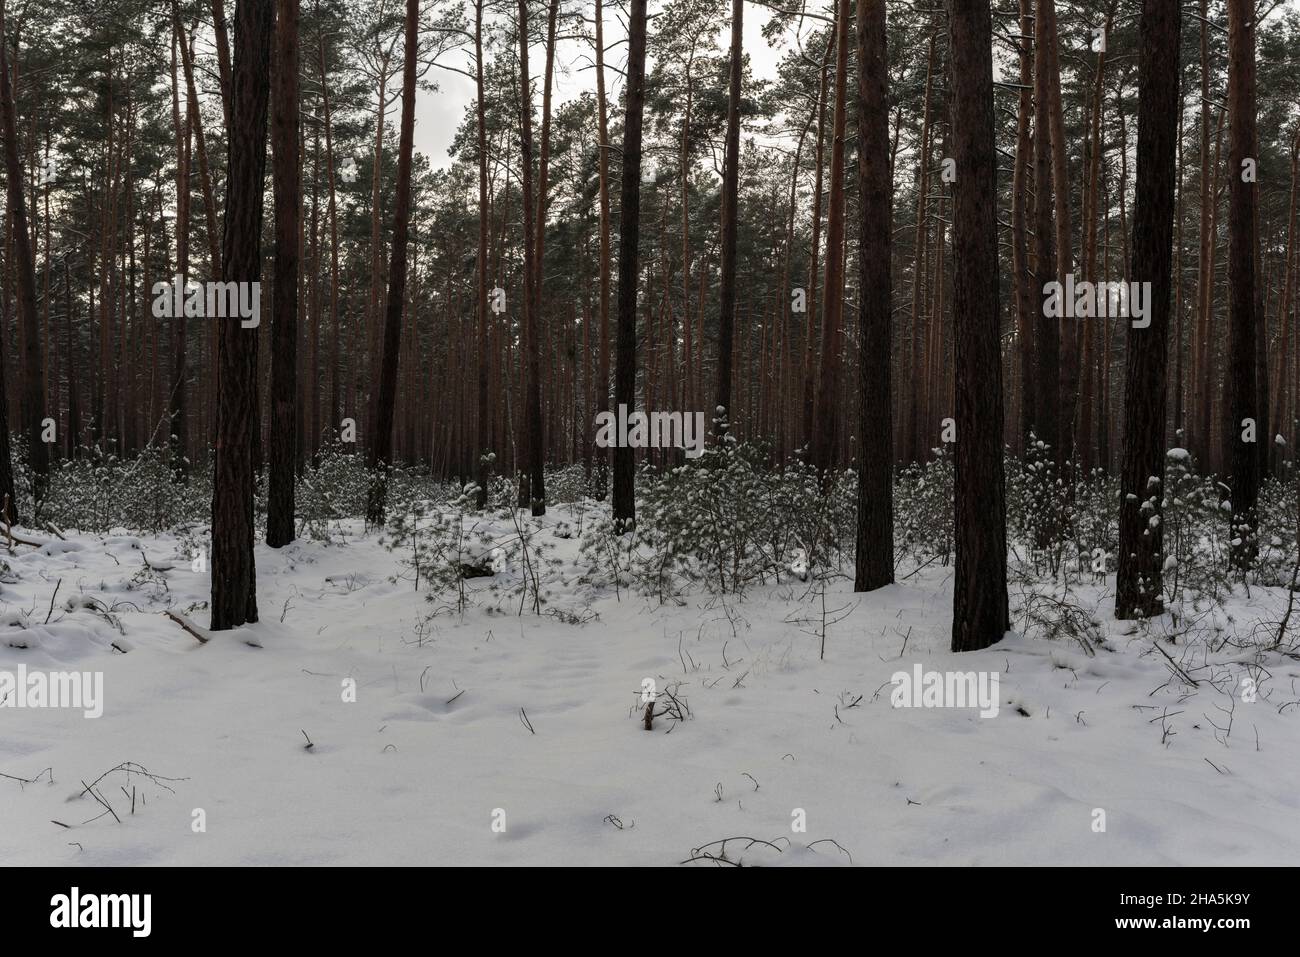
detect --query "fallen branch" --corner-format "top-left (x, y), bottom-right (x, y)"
top-left (1, 766), bottom-right (53, 786)
top-left (163, 610), bottom-right (209, 644)
top-left (682, 836), bottom-right (785, 866)
top-left (0, 495), bottom-right (46, 550)
top-left (44, 579), bottom-right (62, 625)
top-left (806, 838), bottom-right (854, 864)
top-left (81, 780), bottom-right (121, 824)
top-left (78, 762), bottom-right (185, 797)
top-left (1151, 639), bottom-right (1199, 687)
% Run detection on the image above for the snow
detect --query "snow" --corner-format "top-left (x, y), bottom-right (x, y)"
top-left (2, 509), bottom-right (1299, 866)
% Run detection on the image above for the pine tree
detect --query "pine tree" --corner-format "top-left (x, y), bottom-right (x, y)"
top-left (948, 0), bottom-right (1008, 652)
top-left (854, 0), bottom-right (893, 591)
top-left (612, 0), bottom-right (647, 531)
top-left (1115, 0), bottom-right (1181, 619)
top-left (714, 0), bottom-right (741, 431)
top-left (365, 0), bottom-right (419, 525)
top-left (1226, 0), bottom-right (1260, 570)
top-left (0, 0), bottom-right (46, 516)
top-left (267, 0), bottom-right (301, 547)
top-left (211, 0), bottom-right (274, 630)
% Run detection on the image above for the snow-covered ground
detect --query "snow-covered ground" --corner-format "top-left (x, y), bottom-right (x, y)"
top-left (3, 507), bottom-right (1299, 866)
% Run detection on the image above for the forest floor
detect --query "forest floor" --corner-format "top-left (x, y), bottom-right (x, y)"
top-left (3, 506), bottom-right (1299, 866)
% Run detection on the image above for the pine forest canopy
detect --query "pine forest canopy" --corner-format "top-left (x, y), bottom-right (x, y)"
top-left (0, 0), bottom-right (1294, 647)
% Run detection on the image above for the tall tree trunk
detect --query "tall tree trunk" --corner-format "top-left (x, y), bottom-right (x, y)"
top-left (176, 9), bottom-right (223, 281)
top-left (515, 0), bottom-right (538, 510)
top-left (811, 0), bottom-right (850, 476)
top-left (0, 3), bottom-right (45, 514)
top-left (1041, 0), bottom-right (1076, 468)
top-left (714, 0), bottom-right (742, 431)
top-left (211, 0), bottom-right (273, 630)
top-left (1032, 0), bottom-right (1057, 459)
top-left (680, 51), bottom-right (696, 431)
top-left (365, 0), bottom-right (418, 525)
top-left (802, 30), bottom-right (833, 448)
top-left (169, 25), bottom-right (191, 474)
top-left (267, 0), bottom-right (299, 547)
top-left (1079, 11), bottom-right (1110, 474)
top-left (365, 63), bottom-right (388, 431)
top-left (1193, 3), bottom-right (1214, 466)
top-left (524, 0), bottom-right (560, 516)
top-left (473, 0), bottom-right (492, 507)
top-left (907, 32), bottom-right (935, 466)
top-left (1226, 0), bottom-right (1259, 569)
top-left (1011, 0), bottom-right (1034, 450)
top-left (591, 0), bottom-right (612, 500)
top-left (308, 121), bottom-right (321, 461)
top-left (0, 2), bottom-right (22, 520)
top-left (854, 0), bottom-right (892, 591)
top-left (211, 0), bottom-right (234, 129)
top-left (1115, 0), bottom-right (1180, 619)
top-left (1273, 130), bottom-right (1300, 453)
top-left (948, 0), bottom-right (1008, 652)
top-left (317, 25), bottom-right (342, 436)
top-left (612, 0), bottom-right (647, 530)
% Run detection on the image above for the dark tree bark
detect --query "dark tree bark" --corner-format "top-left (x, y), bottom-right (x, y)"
top-left (1115, 0), bottom-right (1181, 619)
top-left (811, 0), bottom-right (850, 477)
top-left (854, 0), bottom-right (893, 591)
top-left (175, 8), bottom-right (222, 282)
top-left (365, 0), bottom-right (418, 526)
top-left (474, 0), bottom-right (491, 509)
top-left (524, 0), bottom-right (560, 516)
top-left (612, 0), bottom-right (647, 530)
top-left (948, 0), bottom-right (1009, 652)
top-left (169, 25), bottom-right (191, 475)
top-left (1032, 0), bottom-right (1057, 456)
top-left (267, 0), bottom-right (299, 547)
top-left (317, 25), bottom-right (342, 434)
top-left (1225, 0), bottom-right (1259, 569)
top-left (905, 32), bottom-right (934, 467)
top-left (211, 0), bottom-right (273, 631)
top-left (1011, 0), bottom-right (1034, 450)
top-left (211, 0), bottom-right (234, 129)
top-left (1041, 0), bottom-right (1075, 470)
top-left (0, 0), bottom-right (46, 516)
top-left (802, 31), bottom-right (833, 449)
top-left (516, 0), bottom-right (537, 510)
top-left (0, 17), bottom-right (15, 521)
top-left (1193, 0), bottom-right (1213, 465)
top-left (714, 0), bottom-right (742, 431)
top-left (591, 0), bottom-right (612, 500)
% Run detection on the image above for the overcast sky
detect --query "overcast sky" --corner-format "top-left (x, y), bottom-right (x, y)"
top-left (411, 3), bottom-right (798, 169)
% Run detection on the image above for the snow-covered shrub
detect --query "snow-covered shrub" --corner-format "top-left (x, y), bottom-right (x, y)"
top-left (894, 450), bottom-right (954, 567)
top-left (296, 443), bottom-right (372, 541)
top-left (381, 484), bottom-right (485, 614)
top-left (544, 463), bottom-right (598, 505)
top-left (296, 444), bottom-right (449, 542)
top-left (1160, 447), bottom-right (1232, 601)
top-left (481, 505), bottom-right (564, 614)
top-left (1070, 467), bottom-right (1119, 579)
top-left (485, 473), bottom-right (518, 511)
top-left (579, 440), bottom-right (852, 599)
top-left (1007, 436), bottom-right (1073, 577)
top-left (577, 511), bottom-right (673, 602)
top-left (1249, 476), bottom-right (1295, 586)
top-left (41, 444), bottom-right (209, 534)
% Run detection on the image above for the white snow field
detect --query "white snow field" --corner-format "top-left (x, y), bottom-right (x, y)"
top-left (2, 507), bottom-right (1299, 866)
